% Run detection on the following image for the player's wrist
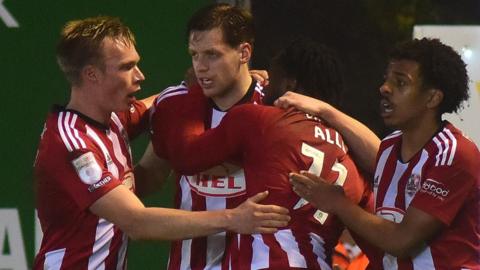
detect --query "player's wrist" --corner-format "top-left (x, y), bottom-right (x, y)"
top-left (330, 188), bottom-right (350, 214)
top-left (316, 102), bottom-right (335, 121)
top-left (223, 208), bottom-right (236, 232)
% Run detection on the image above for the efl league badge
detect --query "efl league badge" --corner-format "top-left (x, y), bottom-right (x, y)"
top-left (406, 174), bottom-right (421, 196)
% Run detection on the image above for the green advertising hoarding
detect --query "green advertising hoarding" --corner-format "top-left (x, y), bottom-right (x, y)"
top-left (0, 0), bottom-right (208, 268)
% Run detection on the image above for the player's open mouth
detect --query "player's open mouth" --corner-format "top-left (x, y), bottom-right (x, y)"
top-left (199, 78), bottom-right (213, 87)
top-left (380, 99), bottom-right (393, 115)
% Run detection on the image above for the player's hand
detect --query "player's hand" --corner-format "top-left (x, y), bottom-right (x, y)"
top-left (289, 171), bottom-right (345, 213)
top-left (227, 191), bottom-right (290, 234)
top-left (274, 91), bottom-right (332, 117)
top-left (250, 70), bottom-right (269, 87)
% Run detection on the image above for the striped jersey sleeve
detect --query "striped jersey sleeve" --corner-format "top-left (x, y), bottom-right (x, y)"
top-left (48, 111), bottom-right (122, 210)
top-left (411, 124), bottom-right (479, 225)
top-left (34, 106), bottom-right (133, 269)
top-left (150, 82), bottom-right (207, 159)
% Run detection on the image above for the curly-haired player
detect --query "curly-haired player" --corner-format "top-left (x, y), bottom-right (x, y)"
top-left (287, 38), bottom-right (479, 269)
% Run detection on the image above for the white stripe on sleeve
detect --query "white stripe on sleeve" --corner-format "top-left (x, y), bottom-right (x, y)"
top-left (57, 112), bottom-right (73, 152)
top-left (71, 114), bottom-right (86, 148)
top-left (63, 112), bottom-right (80, 150)
top-left (438, 132), bottom-right (450, 165)
top-left (444, 128), bottom-right (457, 166)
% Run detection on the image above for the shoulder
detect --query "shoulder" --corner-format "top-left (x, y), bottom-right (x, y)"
top-left (153, 81), bottom-right (205, 106)
top-left (155, 82), bottom-right (188, 105)
top-left (382, 130), bottom-right (402, 143)
top-left (379, 130), bottom-right (402, 149)
top-left (35, 110), bottom-right (94, 172)
top-left (228, 104), bottom-right (275, 122)
top-left (44, 109), bottom-right (90, 153)
top-left (151, 82), bottom-right (206, 117)
top-left (430, 123), bottom-right (480, 171)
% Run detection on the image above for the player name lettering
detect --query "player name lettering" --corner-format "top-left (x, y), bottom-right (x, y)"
top-left (0, 0), bottom-right (19, 28)
top-left (314, 125), bottom-right (346, 152)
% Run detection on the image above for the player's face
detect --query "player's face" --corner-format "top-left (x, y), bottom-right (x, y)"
top-left (264, 64), bottom-right (290, 105)
top-left (97, 38), bottom-right (145, 112)
top-left (188, 27), bottom-right (245, 98)
top-left (379, 59), bottom-right (432, 130)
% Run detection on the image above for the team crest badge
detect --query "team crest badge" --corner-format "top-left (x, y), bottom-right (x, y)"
top-left (406, 173), bottom-right (421, 196)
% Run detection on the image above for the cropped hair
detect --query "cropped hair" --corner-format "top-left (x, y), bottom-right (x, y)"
top-left (187, 3), bottom-right (254, 48)
top-left (272, 38), bottom-right (345, 107)
top-left (390, 38), bottom-right (469, 114)
top-left (56, 16), bottom-right (135, 86)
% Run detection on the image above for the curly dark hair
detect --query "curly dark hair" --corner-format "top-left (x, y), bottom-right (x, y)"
top-left (187, 3), bottom-right (254, 48)
top-left (271, 38), bottom-right (345, 107)
top-left (389, 38), bottom-right (469, 114)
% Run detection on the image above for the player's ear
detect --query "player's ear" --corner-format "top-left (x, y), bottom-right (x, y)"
top-left (82, 64), bottom-right (100, 83)
top-left (426, 88), bottom-right (443, 109)
top-left (239, 42), bottom-right (252, 64)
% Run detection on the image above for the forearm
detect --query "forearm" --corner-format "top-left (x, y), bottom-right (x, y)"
top-left (93, 186), bottom-right (289, 242)
top-left (129, 207), bottom-right (231, 241)
top-left (291, 171), bottom-right (437, 258)
top-left (276, 92), bottom-right (380, 173)
top-left (170, 129), bottom-right (234, 175)
top-left (332, 197), bottom-right (422, 257)
top-left (320, 105), bottom-right (380, 173)
top-left (92, 186), bottom-right (230, 241)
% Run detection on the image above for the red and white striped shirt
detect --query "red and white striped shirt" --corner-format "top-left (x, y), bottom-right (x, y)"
top-left (372, 121), bottom-right (480, 269)
top-left (150, 81), bottom-right (264, 270)
top-left (34, 101), bottom-right (148, 270)
top-left (165, 105), bottom-right (372, 270)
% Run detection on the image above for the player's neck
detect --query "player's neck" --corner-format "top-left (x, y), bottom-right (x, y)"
top-left (67, 86), bottom-right (111, 126)
top-left (212, 67), bottom-right (252, 111)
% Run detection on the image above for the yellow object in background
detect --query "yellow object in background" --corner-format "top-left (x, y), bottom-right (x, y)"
top-left (476, 81), bottom-right (480, 95)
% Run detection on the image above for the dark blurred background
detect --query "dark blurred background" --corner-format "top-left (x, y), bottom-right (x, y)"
top-left (250, 0), bottom-right (480, 137)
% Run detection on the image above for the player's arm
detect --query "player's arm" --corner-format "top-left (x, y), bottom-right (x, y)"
top-left (276, 91), bottom-right (380, 173)
top-left (169, 126), bottom-right (238, 175)
top-left (136, 86), bottom-right (195, 195)
top-left (289, 171), bottom-right (444, 258)
top-left (168, 107), bottom-right (248, 174)
top-left (118, 94), bottom-right (160, 140)
top-left (90, 185), bottom-right (290, 240)
top-left (134, 142), bottom-right (172, 197)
